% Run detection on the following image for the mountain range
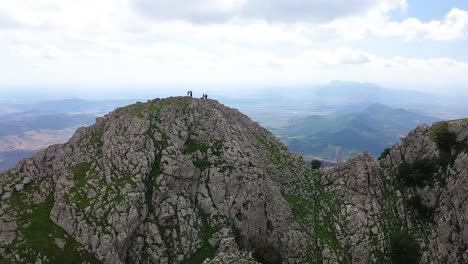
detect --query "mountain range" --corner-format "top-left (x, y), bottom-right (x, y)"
top-left (274, 103), bottom-right (439, 162)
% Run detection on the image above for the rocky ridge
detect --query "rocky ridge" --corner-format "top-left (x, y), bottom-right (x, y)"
top-left (0, 97), bottom-right (308, 263)
top-left (1, 97), bottom-right (468, 264)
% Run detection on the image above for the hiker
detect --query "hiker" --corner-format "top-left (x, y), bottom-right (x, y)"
top-left (190, 90), bottom-right (193, 97)
top-left (187, 90), bottom-right (190, 96)
top-left (201, 93), bottom-right (205, 99)
top-left (205, 94), bottom-right (208, 99)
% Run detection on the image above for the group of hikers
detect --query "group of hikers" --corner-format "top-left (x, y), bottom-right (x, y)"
top-left (186, 90), bottom-right (208, 99)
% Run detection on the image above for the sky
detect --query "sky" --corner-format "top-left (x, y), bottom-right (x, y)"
top-left (0, 0), bottom-right (468, 93)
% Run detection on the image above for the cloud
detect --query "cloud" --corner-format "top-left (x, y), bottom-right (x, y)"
top-left (132, 0), bottom-right (406, 23)
top-left (0, 0), bottom-right (466, 89)
top-left (0, 12), bottom-right (21, 29)
top-left (328, 8), bottom-right (468, 41)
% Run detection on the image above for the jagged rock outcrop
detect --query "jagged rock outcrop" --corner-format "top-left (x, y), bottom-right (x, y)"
top-left (1, 96), bottom-right (468, 264)
top-left (309, 119), bottom-right (468, 263)
top-left (0, 97), bottom-right (308, 264)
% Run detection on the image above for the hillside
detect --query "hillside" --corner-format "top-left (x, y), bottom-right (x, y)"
top-left (276, 103), bottom-right (438, 162)
top-left (0, 97), bottom-right (309, 263)
top-left (1, 97), bottom-right (468, 264)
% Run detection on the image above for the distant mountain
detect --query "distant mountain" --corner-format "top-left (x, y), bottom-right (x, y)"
top-left (275, 103), bottom-right (439, 162)
top-left (315, 81), bottom-right (428, 106)
top-left (0, 150), bottom-right (37, 172)
top-left (0, 114), bottom-right (96, 137)
top-left (8, 98), bottom-right (139, 116)
top-left (0, 99), bottom-right (140, 172)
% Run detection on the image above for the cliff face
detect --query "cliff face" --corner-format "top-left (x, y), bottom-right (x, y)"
top-left (313, 120), bottom-right (468, 264)
top-left (1, 97), bottom-right (467, 264)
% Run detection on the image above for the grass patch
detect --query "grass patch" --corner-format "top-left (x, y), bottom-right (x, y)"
top-left (284, 170), bottom-right (351, 262)
top-left (134, 102), bottom-right (161, 121)
top-left (193, 159), bottom-right (211, 170)
top-left (256, 136), bottom-right (295, 172)
top-left (184, 137), bottom-right (209, 154)
top-left (180, 214), bottom-right (216, 264)
top-left (90, 129), bottom-right (104, 148)
top-left (5, 189), bottom-right (101, 264)
top-left (146, 152), bottom-right (162, 215)
top-left (67, 163), bottom-right (93, 209)
top-left (72, 163), bottom-right (91, 188)
top-left (284, 194), bottom-right (313, 219)
top-left (178, 100), bottom-right (193, 113)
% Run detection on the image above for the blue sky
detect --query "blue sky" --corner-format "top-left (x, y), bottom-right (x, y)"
top-left (396, 0), bottom-right (468, 21)
top-left (0, 0), bottom-right (467, 93)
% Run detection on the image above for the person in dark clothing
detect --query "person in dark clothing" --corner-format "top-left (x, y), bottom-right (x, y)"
top-left (204, 94), bottom-right (208, 99)
top-left (190, 91), bottom-right (193, 97)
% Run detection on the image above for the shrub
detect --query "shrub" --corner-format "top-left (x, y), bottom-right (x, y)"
top-left (398, 159), bottom-right (437, 187)
top-left (311, 160), bottom-right (322, 170)
top-left (429, 122), bottom-right (457, 151)
top-left (253, 242), bottom-right (282, 264)
top-left (407, 195), bottom-right (434, 220)
top-left (378, 147), bottom-right (391, 161)
top-left (390, 231), bottom-right (420, 264)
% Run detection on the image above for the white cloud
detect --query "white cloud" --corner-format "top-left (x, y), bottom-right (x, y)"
top-left (328, 8), bottom-right (468, 41)
top-left (0, 0), bottom-right (466, 89)
top-left (132, 0), bottom-right (407, 23)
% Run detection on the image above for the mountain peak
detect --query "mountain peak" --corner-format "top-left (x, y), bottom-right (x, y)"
top-left (0, 96), bottom-right (308, 263)
top-left (2, 97), bottom-right (468, 264)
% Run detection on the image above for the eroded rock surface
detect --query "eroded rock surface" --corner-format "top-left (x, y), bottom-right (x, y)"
top-left (0, 97), bottom-right (308, 263)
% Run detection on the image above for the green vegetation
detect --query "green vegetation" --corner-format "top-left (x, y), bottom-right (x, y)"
top-left (184, 137), bottom-right (225, 171)
top-left (311, 160), bottom-right (322, 170)
top-left (212, 140), bottom-right (224, 156)
top-left (390, 231), bottom-right (420, 264)
top-left (193, 159), bottom-right (211, 170)
top-left (4, 180), bottom-right (100, 264)
top-left (185, 137), bottom-right (209, 154)
top-left (72, 163), bottom-right (91, 188)
top-left (180, 214), bottom-right (216, 264)
top-left (407, 195), bottom-right (434, 221)
top-left (429, 122), bottom-right (458, 167)
top-left (178, 100), bottom-right (193, 113)
top-left (134, 102), bottom-right (161, 121)
top-left (429, 122), bottom-right (457, 151)
top-left (378, 147), bottom-right (391, 161)
top-left (67, 163), bottom-right (93, 209)
top-left (397, 159), bottom-right (437, 187)
top-left (276, 104), bottom-right (437, 162)
top-left (253, 243), bottom-right (283, 264)
top-left (257, 135), bottom-right (295, 172)
top-left (90, 129), bottom-right (104, 147)
top-left (284, 170), bottom-right (351, 263)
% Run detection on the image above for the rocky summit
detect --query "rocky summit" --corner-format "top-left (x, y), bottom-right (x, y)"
top-left (1, 97), bottom-right (468, 264)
